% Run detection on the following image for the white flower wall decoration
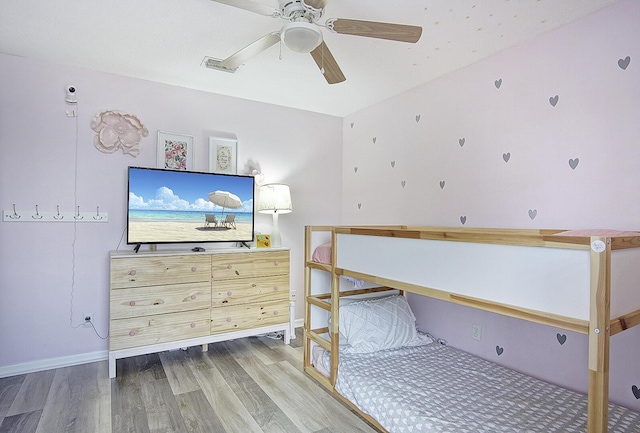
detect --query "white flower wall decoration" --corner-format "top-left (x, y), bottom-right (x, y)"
top-left (91, 110), bottom-right (148, 156)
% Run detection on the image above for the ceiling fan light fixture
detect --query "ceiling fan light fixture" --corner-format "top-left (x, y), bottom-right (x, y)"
top-left (280, 21), bottom-right (322, 53)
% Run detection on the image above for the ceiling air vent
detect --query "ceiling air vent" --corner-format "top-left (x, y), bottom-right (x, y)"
top-left (202, 57), bottom-right (238, 74)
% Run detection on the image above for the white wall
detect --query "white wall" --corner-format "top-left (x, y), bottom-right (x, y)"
top-left (340, 0), bottom-right (640, 409)
top-left (0, 53), bottom-right (342, 372)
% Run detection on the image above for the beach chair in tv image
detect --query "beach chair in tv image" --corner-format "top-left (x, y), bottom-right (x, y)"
top-left (204, 214), bottom-right (219, 228)
top-left (223, 214), bottom-right (236, 229)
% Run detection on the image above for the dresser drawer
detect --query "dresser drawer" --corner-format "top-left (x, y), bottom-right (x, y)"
top-left (210, 300), bottom-right (289, 334)
top-left (111, 255), bottom-right (210, 289)
top-left (110, 281), bottom-right (210, 320)
top-left (212, 251), bottom-right (289, 281)
top-left (212, 275), bottom-right (288, 307)
top-left (110, 309), bottom-right (210, 350)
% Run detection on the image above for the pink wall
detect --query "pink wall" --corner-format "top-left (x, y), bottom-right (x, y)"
top-left (341, 0), bottom-right (640, 409)
top-left (0, 54), bottom-right (343, 372)
top-left (1, 0), bottom-right (638, 412)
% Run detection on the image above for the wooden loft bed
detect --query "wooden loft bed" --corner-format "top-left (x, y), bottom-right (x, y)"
top-left (303, 225), bottom-right (640, 433)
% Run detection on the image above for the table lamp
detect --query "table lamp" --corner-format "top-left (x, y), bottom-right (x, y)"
top-left (257, 184), bottom-right (292, 248)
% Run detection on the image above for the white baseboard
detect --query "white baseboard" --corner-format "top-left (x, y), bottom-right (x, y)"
top-left (1, 321), bottom-right (306, 378)
top-left (0, 350), bottom-right (109, 378)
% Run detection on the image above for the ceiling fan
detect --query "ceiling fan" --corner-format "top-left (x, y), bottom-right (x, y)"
top-left (208, 0), bottom-right (423, 84)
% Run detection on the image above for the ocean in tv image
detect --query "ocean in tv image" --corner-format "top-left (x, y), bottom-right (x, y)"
top-left (127, 167), bottom-right (255, 244)
top-left (128, 210), bottom-right (253, 224)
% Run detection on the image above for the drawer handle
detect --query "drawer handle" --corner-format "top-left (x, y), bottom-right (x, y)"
top-left (273, 310), bottom-right (278, 315)
top-left (191, 267), bottom-right (197, 272)
top-left (273, 286), bottom-right (279, 291)
top-left (190, 322), bottom-right (196, 328)
top-left (274, 261), bottom-right (280, 266)
top-left (129, 300), bottom-right (136, 306)
top-left (226, 317), bottom-right (232, 322)
top-left (129, 331), bottom-right (136, 337)
top-left (191, 295), bottom-right (196, 300)
top-left (227, 291), bottom-right (232, 296)
top-left (227, 265), bottom-right (233, 269)
top-left (129, 270), bottom-right (136, 276)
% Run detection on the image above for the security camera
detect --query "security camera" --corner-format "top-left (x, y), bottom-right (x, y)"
top-left (65, 85), bottom-right (77, 103)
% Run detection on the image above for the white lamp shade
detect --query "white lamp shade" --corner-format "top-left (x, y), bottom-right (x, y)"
top-left (257, 184), bottom-right (292, 214)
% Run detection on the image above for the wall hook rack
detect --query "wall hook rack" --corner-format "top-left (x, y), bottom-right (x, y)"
top-left (3, 205), bottom-right (109, 223)
top-left (93, 206), bottom-right (105, 221)
top-left (32, 205), bottom-right (43, 220)
top-left (53, 205), bottom-right (64, 220)
top-left (9, 204), bottom-right (21, 220)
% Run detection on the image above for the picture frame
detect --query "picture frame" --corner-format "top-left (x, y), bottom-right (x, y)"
top-left (157, 131), bottom-right (194, 171)
top-left (209, 136), bottom-right (237, 174)
top-left (256, 234), bottom-right (271, 248)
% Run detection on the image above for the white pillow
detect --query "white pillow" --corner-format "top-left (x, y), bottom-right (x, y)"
top-left (338, 295), bottom-right (429, 353)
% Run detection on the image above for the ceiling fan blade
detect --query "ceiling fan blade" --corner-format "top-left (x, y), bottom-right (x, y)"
top-left (221, 33), bottom-right (281, 69)
top-left (330, 18), bottom-right (422, 43)
top-left (210, 0), bottom-right (278, 16)
top-left (310, 41), bottom-right (345, 84)
top-left (303, 0), bottom-right (329, 9)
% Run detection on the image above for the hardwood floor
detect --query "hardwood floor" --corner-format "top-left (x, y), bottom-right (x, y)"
top-left (0, 329), bottom-right (377, 433)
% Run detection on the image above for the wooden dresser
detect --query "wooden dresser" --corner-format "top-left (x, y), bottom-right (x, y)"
top-left (108, 248), bottom-right (291, 378)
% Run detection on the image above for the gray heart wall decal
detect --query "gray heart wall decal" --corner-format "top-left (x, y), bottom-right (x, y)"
top-left (401, 180), bottom-right (406, 188)
top-left (496, 346), bottom-right (504, 356)
top-left (439, 181), bottom-right (445, 189)
top-left (357, 203), bottom-right (361, 209)
top-left (372, 137), bottom-right (377, 144)
top-left (556, 333), bottom-right (567, 345)
top-left (528, 209), bottom-right (537, 220)
top-left (460, 216), bottom-right (467, 225)
top-left (569, 158), bottom-right (580, 170)
top-left (495, 78), bottom-right (502, 89)
top-left (350, 122), bottom-right (354, 128)
top-left (354, 167), bottom-right (358, 173)
top-left (416, 115), bottom-right (421, 123)
top-left (459, 138), bottom-right (465, 147)
top-left (503, 152), bottom-right (510, 162)
top-left (633, 385), bottom-right (640, 399)
top-left (391, 161), bottom-right (395, 168)
top-left (618, 56), bottom-right (631, 70)
top-left (549, 95), bottom-right (559, 107)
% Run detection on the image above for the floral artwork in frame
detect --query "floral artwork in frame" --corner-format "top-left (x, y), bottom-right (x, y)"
top-left (209, 136), bottom-right (237, 174)
top-left (157, 131), bottom-right (194, 171)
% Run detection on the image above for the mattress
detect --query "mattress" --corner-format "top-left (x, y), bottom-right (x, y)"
top-left (320, 343), bottom-right (640, 433)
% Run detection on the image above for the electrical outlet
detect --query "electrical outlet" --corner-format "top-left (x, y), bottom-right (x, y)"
top-left (83, 313), bottom-right (93, 327)
top-left (472, 323), bottom-right (482, 341)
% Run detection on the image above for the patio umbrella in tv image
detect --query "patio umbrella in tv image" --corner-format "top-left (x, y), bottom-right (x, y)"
top-left (208, 190), bottom-right (242, 217)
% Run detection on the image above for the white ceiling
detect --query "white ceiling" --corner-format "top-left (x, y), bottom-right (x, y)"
top-left (0, 0), bottom-right (618, 117)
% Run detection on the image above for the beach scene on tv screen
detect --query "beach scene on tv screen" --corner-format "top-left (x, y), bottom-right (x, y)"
top-left (128, 168), bottom-right (254, 243)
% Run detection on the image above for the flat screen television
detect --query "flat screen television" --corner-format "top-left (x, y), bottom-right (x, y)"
top-left (127, 166), bottom-right (255, 246)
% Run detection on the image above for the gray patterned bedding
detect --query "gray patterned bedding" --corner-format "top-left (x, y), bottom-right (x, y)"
top-left (320, 343), bottom-right (640, 433)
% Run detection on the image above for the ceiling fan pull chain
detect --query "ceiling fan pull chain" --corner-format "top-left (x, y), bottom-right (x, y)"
top-left (279, 39), bottom-right (283, 60)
